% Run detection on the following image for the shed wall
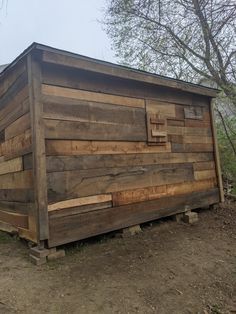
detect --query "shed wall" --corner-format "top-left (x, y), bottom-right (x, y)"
top-left (0, 59), bottom-right (37, 242)
top-left (40, 58), bottom-right (220, 247)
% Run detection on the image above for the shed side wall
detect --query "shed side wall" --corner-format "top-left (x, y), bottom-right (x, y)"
top-left (0, 58), bottom-right (37, 242)
top-left (41, 59), bottom-right (220, 247)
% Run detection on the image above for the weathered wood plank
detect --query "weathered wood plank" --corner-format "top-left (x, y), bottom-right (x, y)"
top-left (172, 143), bottom-right (214, 153)
top-left (42, 50), bottom-right (217, 97)
top-left (5, 112), bottom-right (31, 140)
top-left (48, 194), bottom-right (112, 211)
top-left (0, 210), bottom-right (28, 229)
top-left (0, 71), bottom-right (28, 111)
top-left (0, 170), bottom-right (33, 189)
top-left (183, 135), bottom-right (213, 144)
top-left (47, 163), bottom-right (194, 202)
top-left (48, 188), bottom-right (219, 247)
top-left (42, 94), bottom-right (145, 125)
top-left (0, 157), bottom-right (23, 175)
top-left (42, 84), bottom-right (145, 109)
top-left (112, 178), bottom-right (216, 206)
top-left (46, 152), bottom-right (214, 172)
top-left (193, 161), bottom-right (215, 171)
top-left (146, 100), bottom-right (176, 118)
top-left (27, 53), bottom-right (49, 241)
top-left (167, 126), bottom-right (212, 136)
top-left (44, 118), bottom-right (146, 141)
top-left (45, 140), bottom-right (171, 156)
top-left (0, 59), bottom-right (26, 98)
top-left (0, 89), bottom-right (29, 132)
top-left (0, 200), bottom-right (34, 215)
top-left (0, 189), bottom-right (34, 202)
top-left (194, 169), bottom-right (216, 181)
top-left (184, 106), bottom-right (203, 120)
top-left (1, 129), bottom-right (32, 160)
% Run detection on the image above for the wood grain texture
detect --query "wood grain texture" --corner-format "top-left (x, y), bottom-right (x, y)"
top-left (48, 194), bottom-right (112, 211)
top-left (47, 163), bottom-right (194, 202)
top-left (0, 170), bottom-right (33, 189)
top-left (46, 152), bottom-right (214, 172)
top-left (194, 170), bottom-right (216, 180)
top-left (5, 112), bottom-right (30, 140)
top-left (0, 210), bottom-right (28, 229)
top-left (0, 189), bottom-right (34, 202)
top-left (48, 188), bottom-right (219, 247)
top-left (42, 84), bottom-right (145, 109)
top-left (46, 140), bottom-right (171, 156)
top-left (172, 143), bottom-right (214, 153)
top-left (112, 178), bottom-right (216, 206)
top-left (1, 129), bottom-right (32, 160)
top-left (44, 118), bottom-right (146, 141)
top-left (193, 161), bottom-right (215, 171)
top-left (0, 157), bottom-right (23, 176)
top-left (28, 53), bottom-right (49, 241)
top-left (146, 100), bottom-right (176, 118)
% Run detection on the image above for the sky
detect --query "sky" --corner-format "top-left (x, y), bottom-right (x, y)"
top-left (0, 0), bottom-right (116, 65)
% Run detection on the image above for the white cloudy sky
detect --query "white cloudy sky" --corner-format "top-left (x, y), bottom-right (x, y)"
top-left (0, 0), bottom-right (115, 65)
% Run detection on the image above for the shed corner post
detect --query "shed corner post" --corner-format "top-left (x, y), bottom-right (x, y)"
top-left (210, 99), bottom-right (225, 203)
top-left (27, 50), bottom-right (49, 245)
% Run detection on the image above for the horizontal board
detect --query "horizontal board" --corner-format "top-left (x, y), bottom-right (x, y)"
top-left (5, 112), bottom-right (30, 140)
top-left (168, 126), bottom-right (212, 136)
top-left (46, 152), bottom-right (214, 172)
top-left (0, 170), bottom-right (33, 189)
top-left (0, 157), bottom-right (23, 176)
top-left (0, 200), bottom-right (34, 215)
top-left (0, 210), bottom-right (28, 229)
top-left (48, 188), bottom-right (219, 247)
top-left (47, 163), bottom-right (194, 202)
top-left (42, 84), bottom-right (145, 109)
top-left (44, 118), bottom-right (146, 141)
top-left (112, 178), bottom-right (217, 206)
top-left (0, 61), bottom-right (26, 97)
top-left (193, 161), bottom-right (215, 171)
top-left (0, 89), bottom-right (29, 132)
top-left (146, 100), bottom-right (176, 118)
top-left (172, 143), bottom-right (214, 153)
top-left (45, 140), bottom-right (171, 156)
top-left (0, 71), bottom-right (28, 111)
top-left (183, 135), bottom-right (213, 144)
top-left (167, 119), bottom-right (185, 127)
top-left (194, 169), bottom-right (216, 180)
top-left (42, 94), bottom-right (145, 126)
top-left (185, 119), bottom-right (211, 128)
top-left (1, 129), bottom-right (32, 160)
top-left (0, 189), bottom-right (34, 202)
top-left (48, 194), bottom-right (112, 211)
top-left (184, 106), bottom-right (203, 120)
top-left (49, 201), bottom-right (112, 219)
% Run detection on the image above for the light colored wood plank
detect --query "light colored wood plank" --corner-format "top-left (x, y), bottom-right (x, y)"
top-left (112, 178), bottom-right (216, 206)
top-left (42, 84), bottom-right (145, 109)
top-left (194, 170), bottom-right (216, 180)
top-left (5, 112), bottom-right (31, 140)
top-left (183, 135), bottom-right (213, 144)
top-left (0, 210), bottom-right (28, 229)
top-left (0, 157), bottom-right (23, 176)
top-left (48, 194), bottom-right (112, 212)
top-left (46, 140), bottom-right (172, 156)
top-left (146, 100), bottom-right (176, 117)
top-left (1, 129), bottom-right (32, 160)
top-left (168, 126), bottom-right (212, 136)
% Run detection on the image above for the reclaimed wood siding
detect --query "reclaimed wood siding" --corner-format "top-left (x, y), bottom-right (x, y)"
top-left (41, 60), bottom-right (219, 246)
top-left (0, 60), bottom-right (36, 241)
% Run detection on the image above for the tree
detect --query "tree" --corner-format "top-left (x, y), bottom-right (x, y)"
top-left (104, 0), bottom-right (236, 156)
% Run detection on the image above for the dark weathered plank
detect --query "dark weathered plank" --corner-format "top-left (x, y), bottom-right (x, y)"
top-left (46, 152), bottom-right (214, 172)
top-left (44, 118), bottom-right (146, 141)
top-left (27, 53), bottom-right (49, 241)
top-left (47, 163), bottom-right (194, 202)
top-left (43, 94), bottom-right (145, 125)
top-left (0, 210), bottom-right (28, 229)
top-left (48, 188), bottom-right (219, 247)
top-left (0, 200), bottom-right (34, 215)
top-left (0, 170), bottom-right (33, 189)
top-left (5, 112), bottom-right (31, 140)
top-left (171, 143), bottom-right (214, 153)
top-left (0, 189), bottom-right (34, 202)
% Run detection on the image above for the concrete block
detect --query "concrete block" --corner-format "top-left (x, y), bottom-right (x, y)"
top-left (29, 254), bottom-right (47, 266)
top-left (182, 211), bottom-right (199, 224)
top-left (30, 247), bottom-right (50, 259)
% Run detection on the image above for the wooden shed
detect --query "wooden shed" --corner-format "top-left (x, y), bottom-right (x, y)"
top-left (0, 43), bottom-right (223, 251)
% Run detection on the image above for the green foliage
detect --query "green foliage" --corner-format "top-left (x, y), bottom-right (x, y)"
top-left (217, 114), bottom-right (236, 194)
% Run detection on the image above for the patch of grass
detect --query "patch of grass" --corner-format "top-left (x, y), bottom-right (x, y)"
top-left (0, 231), bottom-right (16, 243)
top-left (209, 304), bottom-right (222, 314)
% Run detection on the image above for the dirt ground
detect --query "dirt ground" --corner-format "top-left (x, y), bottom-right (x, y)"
top-left (0, 201), bottom-right (235, 314)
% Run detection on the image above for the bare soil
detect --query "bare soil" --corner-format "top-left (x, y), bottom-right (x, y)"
top-left (0, 201), bottom-right (235, 314)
